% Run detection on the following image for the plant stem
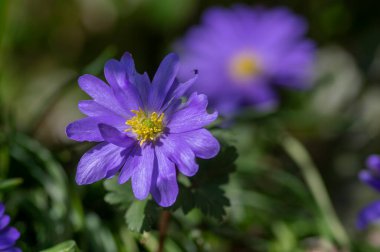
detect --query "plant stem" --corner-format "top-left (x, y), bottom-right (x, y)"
top-left (281, 133), bottom-right (350, 249)
top-left (157, 210), bottom-right (171, 252)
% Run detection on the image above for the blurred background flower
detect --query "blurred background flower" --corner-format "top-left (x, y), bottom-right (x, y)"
top-left (177, 5), bottom-right (315, 116)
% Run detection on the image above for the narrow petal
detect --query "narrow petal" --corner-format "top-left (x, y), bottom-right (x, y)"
top-left (357, 200), bottom-right (380, 230)
top-left (0, 215), bottom-right (10, 231)
top-left (161, 71), bottom-right (198, 112)
top-left (78, 74), bottom-right (127, 116)
top-left (367, 155), bottom-right (380, 173)
top-left (168, 93), bottom-right (217, 133)
top-left (174, 129), bottom-right (220, 159)
top-left (359, 170), bottom-right (380, 193)
top-left (78, 100), bottom-right (119, 117)
top-left (76, 143), bottom-right (127, 185)
top-left (160, 135), bottom-right (198, 176)
top-left (134, 72), bottom-right (151, 105)
top-left (0, 227), bottom-right (20, 250)
top-left (120, 52), bottom-right (136, 84)
top-left (118, 145), bottom-right (141, 184)
top-left (66, 116), bottom-right (125, 142)
top-left (98, 124), bottom-right (136, 148)
top-left (150, 147), bottom-right (178, 207)
top-left (148, 53), bottom-right (180, 110)
top-left (131, 145), bottom-right (155, 200)
top-left (104, 59), bottom-right (142, 112)
top-left (0, 204), bottom-right (4, 218)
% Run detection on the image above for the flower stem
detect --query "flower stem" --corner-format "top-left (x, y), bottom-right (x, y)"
top-left (281, 133), bottom-right (350, 249)
top-left (157, 210), bottom-right (171, 252)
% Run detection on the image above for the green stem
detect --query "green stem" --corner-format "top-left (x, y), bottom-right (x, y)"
top-left (281, 133), bottom-right (350, 249)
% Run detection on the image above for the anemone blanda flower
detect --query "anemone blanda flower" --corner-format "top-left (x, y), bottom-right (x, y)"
top-left (177, 5), bottom-right (315, 115)
top-left (0, 203), bottom-right (21, 252)
top-left (66, 52), bottom-right (220, 207)
top-left (357, 155), bottom-right (380, 229)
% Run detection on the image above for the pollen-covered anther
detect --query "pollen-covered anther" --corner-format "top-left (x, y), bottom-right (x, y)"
top-left (125, 108), bottom-right (165, 145)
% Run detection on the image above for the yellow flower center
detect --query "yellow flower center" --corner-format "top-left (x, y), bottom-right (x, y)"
top-left (125, 108), bottom-right (165, 146)
top-left (229, 52), bottom-right (261, 82)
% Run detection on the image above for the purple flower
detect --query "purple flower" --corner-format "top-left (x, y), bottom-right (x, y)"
top-left (0, 203), bottom-right (21, 252)
top-left (177, 5), bottom-right (315, 115)
top-left (66, 52), bottom-right (220, 207)
top-left (357, 155), bottom-right (380, 229)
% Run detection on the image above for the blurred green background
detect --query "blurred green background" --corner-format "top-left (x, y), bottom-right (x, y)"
top-left (2, 0), bottom-right (380, 251)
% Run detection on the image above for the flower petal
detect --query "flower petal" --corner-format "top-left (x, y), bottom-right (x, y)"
top-left (134, 72), bottom-right (151, 106)
top-left (120, 52), bottom-right (136, 83)
top-left (174, 129), bottom-right (220, 159)
top-left (0, 215), bottom-right (10, 231)
top-left (359, 170), bottom-right (380, 193)
top-left (161, 71), bottom-right (198, 112)
top-left (0, 227), bottom-right (20, 250)
top-left (168, 93), bottom-right (217, 133)
top-left (160, 135), bottom-right (198, 176)
top-left (367, 155), bottom-right (380, 173)
top-left (118, 145), bottom-right (141, 184)
top-left (148, 53), bottom-right (180, 110)
top-left (78, 100), bottom-right (120, 117)
top-left (76, 143), bottom-right (127, 185)
top-left (98, 124), bottom-right (136, 148)
top-left (66, 116), bottom-right (125, 142)
top-left (131, 145), bottom-right (155, 200)
top-left (150, 147), bottom-right (178, 207)
top-left (104, 59), bottom-right (142, 112)
top-left (357, 200), bottom-right (380, 230)
top-left (78, 74), bottom-right (127, 116)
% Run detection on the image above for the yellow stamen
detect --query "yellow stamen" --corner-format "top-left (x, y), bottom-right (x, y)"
top-left (125, 108), bottom-right (165, 146)
top-left (229, 52), bottom-right (261, 82)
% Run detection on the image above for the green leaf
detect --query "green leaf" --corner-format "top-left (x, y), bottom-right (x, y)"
top-left (173, 143), bottom-right (237, 221)
top-left (104, 178), bottom-right (160, 233)
top-left (0, 178), bottom-right (23, 191)
top-left (125, 199), bottom-right (160, 233)
top-left (104, 177), bottom-right (134, 207)
top-left (40, 240), bottom-right (80, 252)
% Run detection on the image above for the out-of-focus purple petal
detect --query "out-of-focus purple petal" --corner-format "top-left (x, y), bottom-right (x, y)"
top-left (78, 74), bottom-right (128, 116)
top-left (243, 83), bottom-right (279, 111)
top-left (357, 200), bottom-right (380, 230)
top-left (148, 53), bottom-right (180, 111)
top-left (160, 135), bottom-right (198, 176)
top-left (174, 129), bottom-right (220, 159)
top-left (150, 147), bottom-right (178, 207)
top-left (98, 124), bottom-right (135, 148)
top-left (0, 215), bottom-right (10, 231)
top-left (76, 143), bottom-right (127, 185)
top-left (104, 59), bottom-right (142, 112)
top-left (0, 227), bottom-right (20, 250)
top-left (168, 93), bottom-right (217, 133)
top-left (0, 204), bottom-right (4, 218)
top-left (359, 170), bottom-right (380, 193)
top-left (66, 116), bottom-right (125, 142)
top-left (131, 145), bottom-right (155, 200)
top-left (367, 155), bottom-right (380, 173)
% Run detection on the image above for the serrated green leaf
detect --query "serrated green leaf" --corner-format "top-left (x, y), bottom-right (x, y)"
top-left (125, 199), bottom-right (159, 233)
top-left (40, 240), bottom-right (80, 252)
top-left (173, 143), bottom-right (237, 220)
top-left (103, 177), bottom-right (134, 207)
